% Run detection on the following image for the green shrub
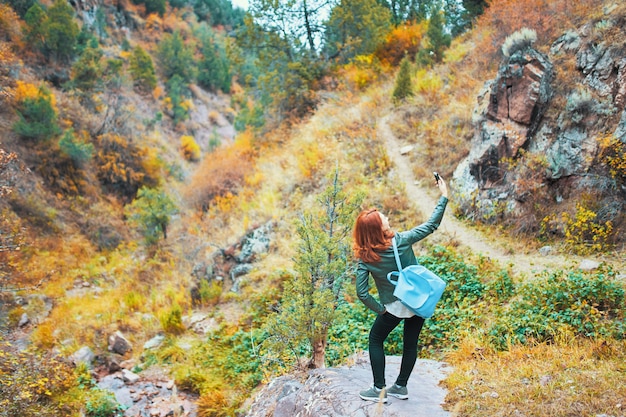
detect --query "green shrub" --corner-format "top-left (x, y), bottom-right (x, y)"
top-left (392, 56), bottom-right (413, 102)
top-left (129, 46), bottom-right (157, 93)
top-left (13, 86), bottom-right (61, 141)
top-left (70, 45), bottom-right (103, 92)
top-left (198, 279), bottom-right (222, 306)
top-left (488, 268), bottom-right (625, 349)
top-left (160, 303), bottom-right (185, 335)
top-left (484, 270), bottom-right (515, 301)
top-left (59, 129), bottom-right (95, 165)
top-left (124, 186), bottom-right (178, 245)
top-left (85, 388), bottom-right (124, 417)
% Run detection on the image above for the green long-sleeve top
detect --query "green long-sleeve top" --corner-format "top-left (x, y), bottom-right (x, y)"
top-left (356, 196), bottom-right (448, 315)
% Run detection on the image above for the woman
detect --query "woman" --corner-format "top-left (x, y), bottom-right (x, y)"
top-left (353, 175), bottom-right (448, 403)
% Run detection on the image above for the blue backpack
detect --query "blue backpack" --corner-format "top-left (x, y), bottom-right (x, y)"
top-left (386, 237), bottom-right (446, 318)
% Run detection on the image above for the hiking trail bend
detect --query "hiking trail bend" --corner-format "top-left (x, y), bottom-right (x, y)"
top-left (377, 114), bottom-right (579, 278)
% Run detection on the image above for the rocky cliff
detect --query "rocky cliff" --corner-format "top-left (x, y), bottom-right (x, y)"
top-left (453, 13), bottom-right (626, 240)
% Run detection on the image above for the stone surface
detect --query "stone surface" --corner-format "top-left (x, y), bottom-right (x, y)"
top-left (453, 47), bottom-right (553, 202)
top-left (579, 259), bottom-right (601, 271)
top-left (70, 346), bottom-right (95, 367)
top-left (143, 334), bottom-right (165, 350)
top-left (245, 353), bottom-right (451, 417)
top-left (108, 331), bottom-right (132, 355)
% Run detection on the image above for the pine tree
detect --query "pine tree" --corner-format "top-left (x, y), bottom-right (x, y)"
top-left (13, 86), bottom-right (61, 141)
top-left (263, 170), bottom-right (364, 368)
top-left (158, 30), bottom-right (197, 83)
top-left (323, 0), bottom-right (392, 61)
top-left (130, 46), bottom-right (157, 93)
top-left (197, 32), bottom-right (231, 93)
top-left (43, 0), bottom-right (79, 63)
top-left (124, 186), bottom-right (178, 246)
top-left (23, 3), bottom-right (46, 51)
top-left (426, 8), bottom-right (451, 62)
top-left (392, 56), bottom-right (413, 101)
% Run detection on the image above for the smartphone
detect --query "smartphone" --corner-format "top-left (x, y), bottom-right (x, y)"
top-left (433, 172), bottom-right (441, 183)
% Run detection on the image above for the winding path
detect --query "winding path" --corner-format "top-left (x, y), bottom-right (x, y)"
top-left (377, 114), bottom-right (580, 278)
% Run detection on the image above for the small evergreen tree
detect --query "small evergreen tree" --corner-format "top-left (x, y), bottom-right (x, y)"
top-left (263, 170), bottom-right (364, 368)
top-left (58, 129), bottom-right (94, 165)
top-left (166, 74), bottom-right (190, 125)
top-left (158, 30), bottom-right (197, 83)
top-left (4, 0), bottom-right (36, 18)
top-left (426, 8), bottom-right (451, 62)
top-left (144, 0), bottom-right (166, 17)
top-left (13, 86), bottom-right (61, 141)
top-left (197, 32), bottom-right (231, 93)
top-left (71, 45), bottom-right (104, 92)
top-left (129, 46), bottom-right (157, 93)
top-left (43, 0), bottom-right (79, 62)
top-left (392, 56), bottom-right (414, 101)
top-left (124, 186), bottom-right (178, 246)
top-left (23, 3), bottom-right (46, 51)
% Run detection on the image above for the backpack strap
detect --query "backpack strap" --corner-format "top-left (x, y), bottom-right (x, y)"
top-left (391, 236), bottom-right (403, 272)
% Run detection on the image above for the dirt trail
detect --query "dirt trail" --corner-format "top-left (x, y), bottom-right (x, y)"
top-left (377, 114), bottom-right (579, 278)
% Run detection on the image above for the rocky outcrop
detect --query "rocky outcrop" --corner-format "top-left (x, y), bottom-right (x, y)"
top-left (244, 353), bottom-right (451, 417)
top-left (454, 47), bottom-right (554, 200)
top-left (98, 372), bottom-right (197, 417)
top-left (454, 16), bottom-right (626, 224)
top-left (108, 331), bottom-right (132, 356)
top-left (190, 221), bottom-right (273, 301)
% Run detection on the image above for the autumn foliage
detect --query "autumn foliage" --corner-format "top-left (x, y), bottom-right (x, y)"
top-left (474, 0), bottom-right (604, 64)
top-left (185, 131), bottom-right (256, 211)
top-left (94, 133), bottom-right (160, 201)
top-left (376, 21), bottom-right (426, 66)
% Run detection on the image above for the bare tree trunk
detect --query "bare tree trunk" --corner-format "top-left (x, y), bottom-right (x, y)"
top-left (302, 0), bottom-right (316, 53)
top-left (311, 334), bottom-right (328, 369)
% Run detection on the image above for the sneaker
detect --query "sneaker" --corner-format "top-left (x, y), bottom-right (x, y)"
top-left (359, 385), bottom-right (388, 403)
top-left (387, 384), bottom-right (408, 400)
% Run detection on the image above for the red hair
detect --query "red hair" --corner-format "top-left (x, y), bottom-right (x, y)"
top-left (353, 208), bottom-right (394, 263)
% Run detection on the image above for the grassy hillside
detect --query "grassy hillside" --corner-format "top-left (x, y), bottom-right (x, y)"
top-left (1, 0), bottom-right (625, 416)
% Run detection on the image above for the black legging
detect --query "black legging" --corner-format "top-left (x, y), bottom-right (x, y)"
top-left (368, 312), bottom-right (425, 389)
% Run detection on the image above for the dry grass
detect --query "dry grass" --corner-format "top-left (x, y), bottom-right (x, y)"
top-left (445, 336), bottom-right (626, 417)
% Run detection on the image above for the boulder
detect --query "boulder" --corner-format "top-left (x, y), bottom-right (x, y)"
top-left (122, 369), bottom-right (140, 384)
top-left (615, 109), bottom-right (626, 143)
top-left (615, 59), bottom-right (626, 110)
top-left (143, 334), bottom-right (165, 350)
top-left (108, 331), bottom-right (132, 356)
top-left (235, 222), bottom-right (273, 263)
top-left (71, 346), bottom-right (95, 367)
top-left (17, 313), bottom-right (29, 328)
top-left (579, 259), bottom-right (601, 271)
top-left (550, 31), bottom-right (581, 55)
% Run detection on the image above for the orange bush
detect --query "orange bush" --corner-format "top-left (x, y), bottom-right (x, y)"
top-left (0, 4), bottom-right (21, 43)
top-left (180, 135), bottom-right (201, 161)
top-left (185, 131), bottom-right (256, 211)
top-left (337, 55), bottom-right (384, 91)
top-left (94, 133), bottom-right (159, 201)
top-left (376, 21), bottom-right (427, 66)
